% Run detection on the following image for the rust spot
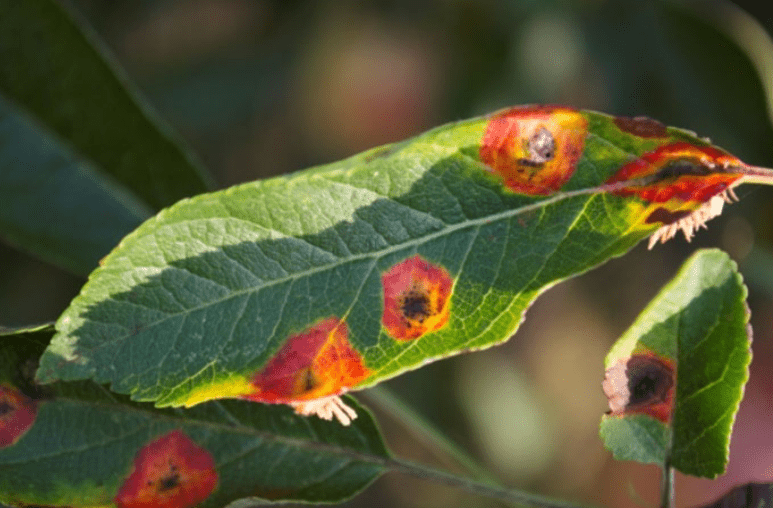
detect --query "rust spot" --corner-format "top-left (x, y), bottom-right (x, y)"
top-left (479, 105), bottom-right (588, 195)
top-left (603, 353), bottom-right (675, 424)
top-left (245, 318), bottom-right (371, 404)
top-left (114, 429), bottom-right (218, 508)
top-left (382, 255), bottom-right (453, 340)
top-left (614, 116), bottom-right (668, 138)
top-left (0, 384), bottom-right (37, 448)
top-left (606, 142), bottom-right (742, 203)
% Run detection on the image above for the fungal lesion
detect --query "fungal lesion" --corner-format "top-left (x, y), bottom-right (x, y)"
top-left (520, 126), bottom-right (556, 167)
top-left (603, 353), bottom-right (675, 423)
top-left (646, 188), bottom-right (738, 249)
top-left (291, 395), bottom-right (358, 426)
top-left (400, 289), bottom-right (432, 324)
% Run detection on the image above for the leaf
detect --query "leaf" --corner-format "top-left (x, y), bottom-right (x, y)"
top-left (0, 329), bottom-right (387, 507)
top-left (36, 105), bottom-right (772, 423)
top-left (0, 0), bottom-right (212, 213)
top-left (698, 482), bottom-right (773, 508)
top-left (599, 249), bottom-right (751, 478)
top-left (0, 97), bottom-right (152, 275)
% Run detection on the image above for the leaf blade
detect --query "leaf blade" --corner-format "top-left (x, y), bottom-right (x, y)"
top-left (36, 107), bottom-right (766, 423)
top-left (0, 0), bottom-right (212, 212)
top-left (600, 249), bottom-right (751, 478)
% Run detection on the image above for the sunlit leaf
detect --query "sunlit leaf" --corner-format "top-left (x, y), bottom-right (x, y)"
top-left (600, 249), bottom-right (751, 478)
top-left (36, 106), bottom-right (772, 425)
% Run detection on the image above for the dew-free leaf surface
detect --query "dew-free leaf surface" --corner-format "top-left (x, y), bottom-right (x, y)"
top-left (600, 249), bottom-right (751, 478)
top-left (36, 106), bottom-right (771, 423)
top-left (0, 330), bottom-right (387, 507)
top-left (0, 0), bottom-right (212, 273)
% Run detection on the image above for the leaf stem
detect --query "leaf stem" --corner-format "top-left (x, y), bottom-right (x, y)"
top-left (379, 454), bottom-right (596, 508)
top-left (362, 385), bottom-right (498, 484)
top-left (660, 456), bottom-right (675, 508)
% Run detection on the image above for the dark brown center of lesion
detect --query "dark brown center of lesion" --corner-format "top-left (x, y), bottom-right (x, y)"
top-left (298, 367), bottom-right (317, 393)
top-left (401, 290), bottom-right (432, 323)
top-left (0, 401), bottom-right (14, 417)
top-left (656, 159), bottom-right (713, 180)
top-left (626, 356), bottom-right (674, 407)
top-left (157, 465), bottom-right (181, 492)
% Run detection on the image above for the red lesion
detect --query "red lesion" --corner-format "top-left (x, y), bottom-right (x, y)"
top-left (479, 105), bottom-right (588, 195)
top-left (606, 142), bottom-right (743, 203)
top-left (602, 352), bottom-right (675, 424)
top-left (382, 255), bottom-right (453, 340)
top-left (114, 429), bottom-right (218, 508)
top-left (244, 318), bottom-right (371, 404)
top-left (0, 384), bottom-right (37, 448)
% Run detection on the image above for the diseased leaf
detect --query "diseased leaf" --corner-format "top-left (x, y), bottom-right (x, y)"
top-left (600, 249), bottom-right (751, 478)
top-left (0, 330), bottom-right (387, 507)
top-left (36, 106), bottom-right (772, 425)
top-left (0, 0), bottom-right (212, 213)
top-left (0, 97), bottom-right (152, 275)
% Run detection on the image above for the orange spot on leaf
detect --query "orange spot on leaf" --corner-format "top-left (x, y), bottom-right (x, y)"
top-left (479, 105), bottom-right (588, 195)
top-left (0, 384), bottom-right (37, 448)
top-left (603, 352), bottom-right (675, 424)
top-left (606, 142), bottom-right (743, 203)
top-left (114, 430), bottom-right (218, 508)
top-left (382, 255), bottom-right (453, 340)
top-left (245, 318), bottom-right (370, 403)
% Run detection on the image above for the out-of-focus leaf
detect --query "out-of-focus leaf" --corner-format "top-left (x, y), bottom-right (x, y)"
top-left (35, 106), bottom-right (771, 424)
top-left (0, 0), bottom-right (212, 213)
top-left (699, 482), bottom-right (773, 508)
top-left (0, 331), bottom-right (387, 507)
top-left (0, 97), bottom-right (152, 275)
top-left (600, 249), bottom-right (751, 478)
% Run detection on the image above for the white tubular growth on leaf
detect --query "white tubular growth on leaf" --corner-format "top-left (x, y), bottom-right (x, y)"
top-left (648, 188), bottom-right (739, 250)
top-left (290, 396), bottom-right (358, 426)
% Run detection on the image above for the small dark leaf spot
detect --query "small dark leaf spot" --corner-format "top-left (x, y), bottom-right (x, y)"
top-left (0, 401), bottom-right (13, 417)
top-left (158, 472), bottom-right (181, 492)
top-left (382, 255), bottom-right (453, 340)
top-left (401, 290), bottom-right (431, 323)
top-left (299, 367), bottom-right (317, 393)
top-left (626, 356), bottom-right (673, 407)
top-left (614, 116), bottom-right (668, 138)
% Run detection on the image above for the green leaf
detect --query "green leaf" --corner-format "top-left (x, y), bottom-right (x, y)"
top-left (599, 249), bottom-right (751, 478)
top-left (0, 97), bottom-right (152, 274)
top-left (35, 106), bottom-right (770, 423)
top-left (0, 0), bottom-right (212, 213)
top-left (0, 331), bottom-right (387, 507)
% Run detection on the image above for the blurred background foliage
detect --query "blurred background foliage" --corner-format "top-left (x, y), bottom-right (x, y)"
top-left (2, 1), bottom-right (773, 507)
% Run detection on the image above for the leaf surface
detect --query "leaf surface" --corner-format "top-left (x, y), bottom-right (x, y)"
top-left (35, 106), bottom-right (771, 421)
top-left (1, 329), bottom-right (387, 507)
top-left (600, 249), bottom-right (751, 478)
top-left (0, 0), bottom-right (212, 211)
top-left (0, 97), bottom-right (152, 274)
